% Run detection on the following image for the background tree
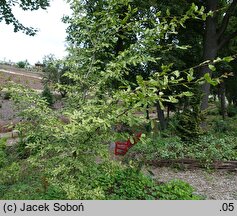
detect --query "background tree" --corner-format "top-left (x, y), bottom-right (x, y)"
top-left (42, 54), bottom-right (72, 97)
top-left (0, 0), bottom-right (50, 35)
top-left (16, 60), bottom-right (30, 69)
top-left (150, 0), bottom-right (237, 125)
top-left (199, 0), bottom-right (237, 110)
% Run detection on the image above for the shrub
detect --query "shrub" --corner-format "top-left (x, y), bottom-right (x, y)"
top-left (16, 60), bottom-right (29, 69)
top-left (0, 159), bottom-right (201, 200)
top-left (3, 91), bottom-right (11, 100)
top-left (213, 119), bottom-right (229, 133)
top-left (212, 117), bottom-right (237, 135)
top-left (227, 105), bottom-right (237, 117)
top-left (156, 179), bottom-right (201, 200)
top-left (173, 110), bottom-right (203, 141)
top-left (191, 134), bottom-right (237, 163)
top-left (170, 90), bottom-right (204, 141)
top-left (125, 136), bottom-right (185, 162)
top-left (126, 133), bottom-right (237, 165)
top-left (99, 166), bottom-right (201, 200)
top-left (41, 85), bottom-right (54, 106)
top-left (0, 138), bottom-right (7, 168)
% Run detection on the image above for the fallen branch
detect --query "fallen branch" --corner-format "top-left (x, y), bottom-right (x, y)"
top-left (147, 159), bottom-right (237, 172)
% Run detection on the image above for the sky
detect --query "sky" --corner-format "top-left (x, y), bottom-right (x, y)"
top-left (0, 0), bottom-right (71, 65)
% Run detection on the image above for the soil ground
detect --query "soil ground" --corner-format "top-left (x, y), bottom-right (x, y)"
top-left (0, 65), bottom-right (43, 133)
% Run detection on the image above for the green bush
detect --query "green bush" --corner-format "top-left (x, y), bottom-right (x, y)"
top-left (98, 166), bottom-right (200, 200)
top-left (156, 179), bottom-right (201, 200)
top-left (0, 162), bottom-right (21, 185)
top-left (190, 134), bottom-right (237, 163)
top-left (172, 109), bottom-right (203, 141)
top-left (16, 60), bottom-right (29, 69)
top-left (213, 119), bottom-right (229, 133)
top-left (41, 85), bottom-right (54, 106)
top-left (125, 135), bottom-right (185, 162)
top-left (0, 138), bottom-right (7, 168)
top-left (126, 133), bottom-right (237, 165)
top-left (126, 136), bottom-right (185, 161)
top-left (227, 105), bottom-right (237, 117)
top-left (0, 160), bottom-right (201, 200)
top-left (211, 117), bottom-right (237, 135)
top-left (3, 91), bottom-right (11, 100)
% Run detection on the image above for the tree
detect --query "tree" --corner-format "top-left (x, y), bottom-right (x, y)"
top-left (150, 0), bottom-right (237, 124)
top-left (42, 54), bottom-right (73, 97)
top-left (0, 0), bottom-right (50, 35)
top-left (63, 0), bottom-right (216, 132)
top-left (4, 0), bottom-right (222, 199)
top-left (200, 0), bottom-right (237, 110)
top-left (16, 59), bottom-right (30, 69)
top-left (64, 0), bottom-right (207, 130)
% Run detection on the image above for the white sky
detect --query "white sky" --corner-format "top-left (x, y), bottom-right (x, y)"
top-left (0, 0), bottom-right (71, 65)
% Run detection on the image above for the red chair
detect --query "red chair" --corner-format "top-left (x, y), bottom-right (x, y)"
top-left (114, 132), bottom-right (142, 155)
top-left (114, 141), bottom-right (129, 155)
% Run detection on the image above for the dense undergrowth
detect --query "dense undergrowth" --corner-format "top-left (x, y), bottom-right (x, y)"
top-left (1, 87), bottom-right (237, 200)
top-left (0, 139), bottom-right (201, 200)
top-left (1, 101), bottom-right (236, 200)
top-left (0, 84), bottom-right (204, 200)
top-left (125, 113), bottom-right (237, 165)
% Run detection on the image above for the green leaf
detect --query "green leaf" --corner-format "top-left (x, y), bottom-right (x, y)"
top-left (168, 96), bottom-right (178, 103)
top-left (207, 11), bottom-right (214, 17)
top-left (176, 45), bottom-right (191, 50)
top-left (204, 73), bottom-right (219, 86)
top-left (213, 57), bottom-right (222, 63)
top-left (163, 75), bottom-right (168, 86)
top-left (223, 56), bottom-right (234, 63)
top-left (172, 70), bottom-right (180, 78)
top-left (202, 14), bottom-right (207, 21)
top-left (204, 73), bottom-right (212, 83)
top-left (151, 120), bottom-right (155, 129)
top-left (159, 101), bottom-right (165, 110)
top-left (182, 91), bottom-right (194, 97)
top-left (208, 64), bottom-right (216, 71)
top-left (187, 68), bottom-right (194, 82)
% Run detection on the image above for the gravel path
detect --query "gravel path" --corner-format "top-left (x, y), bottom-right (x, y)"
top-left (150, 167), bottom-right (237, 200)
top-left (0, 67), bottom-right (43, 90)
top-left (0, 69), bottom-right (42, 80)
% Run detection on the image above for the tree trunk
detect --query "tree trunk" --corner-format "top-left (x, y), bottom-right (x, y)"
top-left (200, 0), bottom-right (218, 111)
top-left (156, 102), bottom-right (167, 130)
top-left (167, 105), bottom-right (170, 120)
top-left (146, 105), bottom-right (150, 120)
top-left (219, 82), bottom-right (228, 119)
top-left (145, 105), bottom-right (151, 132)
top-left (115, 6), bottom-right (127, 56)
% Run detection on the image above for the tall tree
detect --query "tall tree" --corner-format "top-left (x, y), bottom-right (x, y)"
top-left (0, 0), bottom-right (50, 35)
top-left (152, 0), bottom-right (237, 121)
top-left (200, 0), bottom-right (237, 110)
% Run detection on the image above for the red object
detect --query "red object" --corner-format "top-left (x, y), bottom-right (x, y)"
top-left (114, 132), bottom-right (142, 155)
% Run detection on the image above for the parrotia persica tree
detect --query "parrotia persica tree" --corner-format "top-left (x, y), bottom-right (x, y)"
top-left (5, 0), bottom-right (233, 198)
top-left (62, 0), bottom-right (227, 128)
top-left (0, 0), bottom-right (50, 35)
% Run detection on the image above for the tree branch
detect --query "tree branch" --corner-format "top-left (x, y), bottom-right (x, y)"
top-left (217, 0), bottom-right (237, 40)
